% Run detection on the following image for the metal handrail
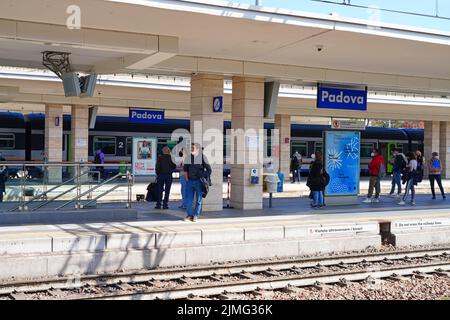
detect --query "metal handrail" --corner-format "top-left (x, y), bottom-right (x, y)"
top-left (55, 173), bottom-right (124, 211)
top-left (9, 170), bottom-right (99, 212)
top-left (82, 184), bottom-right (121, 208)
top-left (1, 162), bottom-right (132, 167)
top-left (31, 185), bottom-right (79, 211)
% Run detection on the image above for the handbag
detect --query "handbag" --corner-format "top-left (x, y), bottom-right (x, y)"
top-left (200, 177), bottom-right (209, 198)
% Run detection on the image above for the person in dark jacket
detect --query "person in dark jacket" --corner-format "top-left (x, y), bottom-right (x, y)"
top-left (389, 148), bottom-right (407, 197)
top-left (183, 143), bottom-right (212, 222)
top-left (415, 150), bottom-right (424, 183)
top-left (291, 151), bottom-right (301, 183)
top-left (155, 146), bottom-right (176, 209)
top-left (306, 151), bottom-right (325, 208)
top-left (0, 154), bottom-right (7, 202)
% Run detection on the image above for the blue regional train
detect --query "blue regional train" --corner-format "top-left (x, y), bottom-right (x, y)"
top-left (0, 112), bottom-right (423, 176)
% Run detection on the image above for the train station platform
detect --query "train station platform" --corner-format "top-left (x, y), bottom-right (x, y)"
top-left (0, 194), bottom-right (449, 283)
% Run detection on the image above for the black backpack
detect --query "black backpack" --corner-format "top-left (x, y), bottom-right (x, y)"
top-left (145, 182), bottom-right (158, 202)
top-left (321, 170), bottom-right (330, 187)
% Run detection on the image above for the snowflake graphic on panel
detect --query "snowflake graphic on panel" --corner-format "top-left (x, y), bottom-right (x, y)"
top-left (328, 179), bottom-right (350, 194)
top-left (327, 149), bottom-right (343, 171)
top-left (345, 137), bottom-right (360, 160)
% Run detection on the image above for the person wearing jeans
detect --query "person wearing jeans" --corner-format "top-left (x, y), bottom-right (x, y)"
top-left (399, 152), bottom-right (418, 206)
top-left (306, 151), bottom-right (324, 208)
top-left (183, 143), bottom-right (212, 222)
top-left (389, 148), bottom-right (406, 197)
top-left (428, 152), bottom-right (446, 200)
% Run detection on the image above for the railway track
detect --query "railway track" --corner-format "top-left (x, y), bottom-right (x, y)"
top-left (1, 247), bottom-right (449, 300)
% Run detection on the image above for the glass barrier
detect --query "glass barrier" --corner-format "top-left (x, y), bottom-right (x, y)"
top-left (0, 162), bottom-right (133, 212)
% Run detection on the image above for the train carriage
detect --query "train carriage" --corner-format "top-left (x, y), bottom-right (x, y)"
top-left (0, 112), bottom-right (423, 177)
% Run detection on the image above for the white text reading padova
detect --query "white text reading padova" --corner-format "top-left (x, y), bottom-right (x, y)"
top-left (321, 91), bottom-right (365, 105)
top-left (132, 111), bottom-right (162, 120)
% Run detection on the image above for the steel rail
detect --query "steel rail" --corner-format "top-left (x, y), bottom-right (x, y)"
top-left (0, 246), bottom-right (449, 297)
top-left (83, 262), bottom-right (450, 300)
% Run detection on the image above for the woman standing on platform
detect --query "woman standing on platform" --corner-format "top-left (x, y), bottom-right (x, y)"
top-left (399, 152), bottom-right (418, 206)
top-left (307, 151), bottom-right (325, 209)
top-left (428, 152), bottom-right (446, 200)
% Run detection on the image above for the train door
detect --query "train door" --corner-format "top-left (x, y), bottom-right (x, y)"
top-left (386, 142), bottom-right (398, 174)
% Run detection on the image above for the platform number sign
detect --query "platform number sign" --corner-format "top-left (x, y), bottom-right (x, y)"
top-left (213, 96), bottom-right (223, 113)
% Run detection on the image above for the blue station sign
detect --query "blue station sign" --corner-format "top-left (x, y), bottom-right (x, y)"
top-left (317, 86), bottom-right (367, 111)
top-left (213, 96), bottom-right (223, 113)
top-left (129, 109), bottom-right (165, 123)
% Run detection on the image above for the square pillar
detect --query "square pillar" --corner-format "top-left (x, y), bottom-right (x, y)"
top-left (439, 121), bottom-right (450, 178)
top-left (230, 77), bottom-right (265, 210)
top-left (424, 121), bottom-right (440, 177)
top-left (190, 74), bottom-right (224, 212)
top-left (45, 104), bottom-right (63, 183)
top-left (274, 114), bottom-right (291, 181)
top-left (71, 105), bottom-right (89, 163)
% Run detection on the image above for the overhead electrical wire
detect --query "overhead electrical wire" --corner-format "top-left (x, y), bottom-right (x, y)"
top-left (311, 0), bottom-right (450, 22)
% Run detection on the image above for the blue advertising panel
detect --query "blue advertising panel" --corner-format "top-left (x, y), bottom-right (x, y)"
top-left (317, 86), bottom-right (367, 111)
top-left (129, 109), bottom-right (165, 123)
top-left (324, 130), bottom-right (360, 196)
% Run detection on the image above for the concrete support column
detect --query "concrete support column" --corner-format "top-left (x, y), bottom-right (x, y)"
top-left (439, 121), bottom-right (450, 178)
top-left (190, 74), bottom-right (224, 212)
top-left (44, 104), bottom-right (63, 183)
top-left (71, 105), bottom-right (89, 163)
top-left (424, 121), bottom-right (440, 177)
top-left (230, 76), bottom-right (265, 210)
top-left (274, 114), bottom-right (291, 181)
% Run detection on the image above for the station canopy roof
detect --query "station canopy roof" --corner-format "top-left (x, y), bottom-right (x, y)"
top-left (0, 0), bottom-right (450, 95)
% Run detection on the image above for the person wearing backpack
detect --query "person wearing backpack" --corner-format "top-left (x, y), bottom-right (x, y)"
top-left (415, 150), bottom-right (424, 183)
top-left (389, 148), bottom-right (406, 197)
top-left (183, 143), bottom-right (212, 222)
top-left (398, 152), bottom-right (418, 206)
top-left (363, 149), bottom-right (386, 203)
top-left (306, 151), bottom-right (326, 209)
top-left (428, 152), bottom-right (446, 200)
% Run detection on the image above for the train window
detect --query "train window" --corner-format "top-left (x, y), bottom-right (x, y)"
top-left (314, 142), bottom-right (323, 154)
top-left (0, 133), bottom-right (14, 149)
top-left (361, 143), bottom-right (375, 158)
top-left (291, 141), bottom-right (308, 158)
top-left (126, 137), bottom-right (132, 155)
top-left (93, 136), bottom-right (116, 155)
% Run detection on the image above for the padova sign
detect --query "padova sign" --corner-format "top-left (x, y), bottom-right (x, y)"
top-left (317, 85), bottom-right (367, 111)
top-left (129, 109), bottom-right (165, 123)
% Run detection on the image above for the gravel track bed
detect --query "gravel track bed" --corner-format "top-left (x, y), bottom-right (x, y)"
top-left (227, 275), bottom-right (450, 300)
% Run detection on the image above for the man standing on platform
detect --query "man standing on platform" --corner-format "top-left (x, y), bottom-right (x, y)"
top-left (155, 146), bottom-right (176, 210)
top-left (183, 143), bottom-right (211, 222)
top-left (363, 148), bottom-right (386, 203)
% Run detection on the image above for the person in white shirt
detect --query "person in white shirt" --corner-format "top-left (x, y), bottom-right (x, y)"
top-left (398, 152), bottom-right (418, 206)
